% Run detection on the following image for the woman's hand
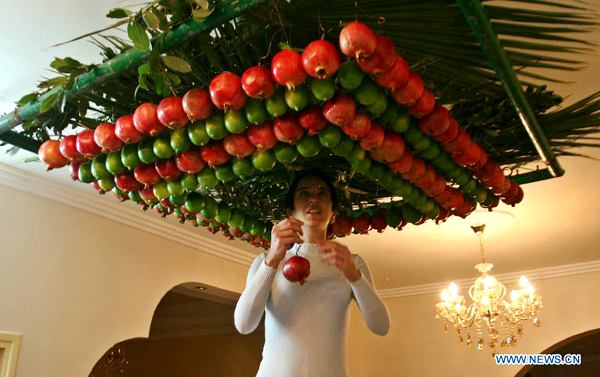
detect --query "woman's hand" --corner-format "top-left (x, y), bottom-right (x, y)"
top-left (317, 240), bottom-right (361, 282)
top-left (265, 217), bottom-right (304, 268)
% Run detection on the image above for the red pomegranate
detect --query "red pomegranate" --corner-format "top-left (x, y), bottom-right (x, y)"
top-left (442, 128), bottom-right (470, 156)
top-left (331, 214), bottom-right (353, 237)
top-left (434, 186), bottom-right (453, 204)
top-left (323, 93), bottom-right (356, 126)
top-left (157, 96), bottom-right (189, 129)
top-left (115, 171), bottom-right (142, 193)
top-left (274, 113), bottom-right (305, 145)
top-left (134, 163), bottom-right (161, 186)
top-left (359, 123), bottom-right (384, 151)
top-left (229, 227), bottom-right (244, 238)
top-left (247, 122), bottom-right (278, 150)
top-left (301, 39), bottom-right (341, 79)
top-left (434, 118), bottom-right (459, 143)
top-left (182, 88), bottom-right (213, 121)
top-left (342, 112), bottom-right (372, 140)
top-left (156, 158), bottom-right (182, 181)
top-left (392, 73), bottom-right (424, 106)
top-left (472, 147), bottom-right (488, 171)
top-left (140, 185), bottom-right (158, 203)
top-left (435, 207), bottom-right (450, 224)
top-left (69, 160), bottom-right (84, 180)
top-left (422, 175), bottom-right (446, 197)
top-left (453, 199), bottom-right (476, 218)
top-left (271, 49), bottom-right (307, 90)
top-left (76, 129), bottom-right (102, 158)
top-left (299, 105), bottom-right (328, 135)
top-left (409, 90), bottom-right (436, 118)
top-left (353, 214), bottom-right (371, 234)
top-left (401, 158), bottom-right (426, 181)
top-left (59, 135), bottom-right (83, 162)
top-left (115, 115), bottom-right (142, 144)
top-left (502, 185), bottom-right (524, 206)
top-left (160, 197), bottom-right (175, 209)
top-left (92, 180), bottom-right (106, 195)
top-left (375, 56), bottom-right (410, 90)
top-left (209, 72), bottom-right (247, 111)
top-left (419, 105), bottom-right (450, 136)
top-left (201, 140), bottom-right (230, 166)
top-left (339, 21), bottom-right (377, 60)
top-left (282, 255), bottom-right (311, 285)
top-left (39, 139), bottom-right (69, 170)
top-left (175, 147), bottom-right (207, 174)
top-left (241, 66), bottom-right (276, 99)
top-left (370, 131), bottom-right (406, 164)
top-left (94, 123), bottom-right (124, 152)
top-left (371, 213), bottom-right (387, 233)
top-left (442, 189), bottom-right (465, 210)
top-left (453, 141), bottom-right (481, 167)
top-left (491, 177), bottom-right (511, 195)
top-left (501, 180), bottom-right (519, 200)
top-left (414, 165), bottom-right (437, 189)
top-left (357, 35), bottom-right (396, 75)
top-left (133, 103), bottom-right (165, 136)
top-left (482, 165), bottom-right (506, 188)
top-left (224, 133), bottom-right (256, 158)
top-left (388, 150), bottom-right (414, 174)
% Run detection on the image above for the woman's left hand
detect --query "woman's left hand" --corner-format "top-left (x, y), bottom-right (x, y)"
top-left (317, 240), bottom-right (361, 282)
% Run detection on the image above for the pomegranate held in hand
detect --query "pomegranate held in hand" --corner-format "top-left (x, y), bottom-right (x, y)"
top-left (282, 255), bottom-right (311, 285)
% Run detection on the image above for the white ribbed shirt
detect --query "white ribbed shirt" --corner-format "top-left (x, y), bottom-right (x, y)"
top-left (234, 243), bottom-right (391, 377)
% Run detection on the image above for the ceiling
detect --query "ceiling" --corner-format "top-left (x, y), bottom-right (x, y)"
top-left (1, 0), bottom-right (599, 291)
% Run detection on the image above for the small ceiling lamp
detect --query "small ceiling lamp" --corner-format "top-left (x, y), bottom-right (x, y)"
top-left (436, 224), bottom-right (543, 354)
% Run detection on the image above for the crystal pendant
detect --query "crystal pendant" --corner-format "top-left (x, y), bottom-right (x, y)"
top-left (517, 324), bottom-right (523, 337)
top-left (489, 339), bottom-right (497, 348)
top-left (490, 328), bottom-right (499, 339)
top-left (501, 341), bottom-right (507, 349)
top-left (444, 323), bottom-right (448, 334)
top-left (533, 317), bottom-right (541, 327)
top-left (511, 336), bottom-right (517, 345)
top-left (506, 336), bottom-right (512, 346)
top-left (477, 339), bottom-right (484, 351)
top-left (458, 336), bottom-right (464, 345)
top-left (467, 334), bottom-right (472, 348)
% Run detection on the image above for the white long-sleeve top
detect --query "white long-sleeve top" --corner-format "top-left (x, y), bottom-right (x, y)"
top-left (234, 243), bottom-right (391, 377)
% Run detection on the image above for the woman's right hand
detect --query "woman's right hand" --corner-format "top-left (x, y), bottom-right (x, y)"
top-left (265, 217), bottom-right (304, 268)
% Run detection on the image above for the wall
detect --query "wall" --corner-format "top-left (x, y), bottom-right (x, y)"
top-left (0, 184), bottom-right (250, 377)
top-left (347, 270), bottom-right (600, 376)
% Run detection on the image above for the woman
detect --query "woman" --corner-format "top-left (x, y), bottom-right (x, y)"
top-left (234, 169), bottom-right (390, 377)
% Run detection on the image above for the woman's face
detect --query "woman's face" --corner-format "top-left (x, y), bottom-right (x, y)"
top-left (289, 176), bottom-right (335, 228)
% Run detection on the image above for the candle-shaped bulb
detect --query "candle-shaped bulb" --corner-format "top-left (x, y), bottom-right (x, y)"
top-left (449, 282), bottom-right (458, 296)
top-left (511, 290), bottom-right (518, 301)
top-left (442, 289), bottom-right (449, 301)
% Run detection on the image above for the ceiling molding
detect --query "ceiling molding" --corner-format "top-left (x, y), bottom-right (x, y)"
top-left (0, 163), bottom-right (256, 266)
top-left (378, 259), bottom-right (600, 299)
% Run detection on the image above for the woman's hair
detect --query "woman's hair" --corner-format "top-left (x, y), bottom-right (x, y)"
top-left (285, 169), bottom-right (339, 212)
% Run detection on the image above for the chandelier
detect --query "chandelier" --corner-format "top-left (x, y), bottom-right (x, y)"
top-left (436, 224), bottom-right (543, 354)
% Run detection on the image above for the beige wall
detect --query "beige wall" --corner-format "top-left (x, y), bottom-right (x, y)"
top-left (348, 271), bottom-right (600, 376)
top-left (0, 184), bottom-right (250, 377)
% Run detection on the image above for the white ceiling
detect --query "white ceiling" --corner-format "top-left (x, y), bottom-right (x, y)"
top-left (1, 0), bottom-right (599, 291)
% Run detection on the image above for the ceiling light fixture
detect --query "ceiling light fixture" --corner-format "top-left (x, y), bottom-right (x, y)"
top-left (436, 224), bottom-right (543, 354)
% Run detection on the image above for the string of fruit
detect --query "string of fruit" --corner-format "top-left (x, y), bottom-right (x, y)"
top-left (37, 21), bottom-right (524, 249)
